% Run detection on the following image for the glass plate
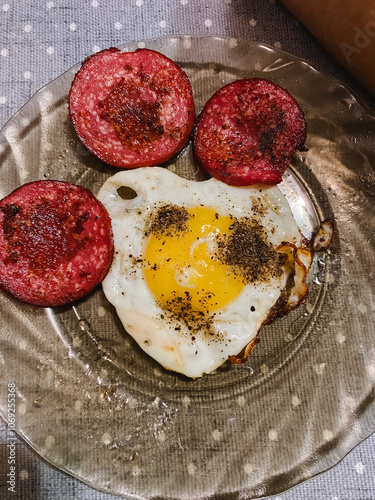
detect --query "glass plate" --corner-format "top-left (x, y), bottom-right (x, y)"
top-left (1, 35), bottom-right (375, 499)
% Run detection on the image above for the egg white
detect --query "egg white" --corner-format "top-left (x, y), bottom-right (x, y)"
top-left (97, 167), bottom-right (304, 378)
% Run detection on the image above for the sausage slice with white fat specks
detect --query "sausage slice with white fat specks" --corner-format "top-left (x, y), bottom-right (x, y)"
top-left (69, 47), bottom-right (195, 168)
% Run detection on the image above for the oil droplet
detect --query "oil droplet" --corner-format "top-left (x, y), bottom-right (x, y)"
top-left (78, 319), bottom-right (90, 331)
top-left (33, 396), bottom-right (43, 408)
top-left (43, 172), bottom-right (50, 178)
top-left (317, 258), bottom-right (325, 269)
top-left (101, 432), bottom-right (112, 445)
top-left (240, 365), bottom-right (254, 375)
top-left (102, 348), bottom-right (118, 362)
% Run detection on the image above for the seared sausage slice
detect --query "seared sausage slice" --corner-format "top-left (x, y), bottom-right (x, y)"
top-left (193, 78), bottom-right (306, 185)
top-left (0, 180), bottom-right (114, 307)
top-left (69, 48), bottom-right (195, 169)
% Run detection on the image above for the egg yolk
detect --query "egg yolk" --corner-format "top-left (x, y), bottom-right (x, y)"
top-left (143, 207), bottom-right (245, 314)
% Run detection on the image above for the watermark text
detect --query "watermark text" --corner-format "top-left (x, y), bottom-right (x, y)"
top-left (7, 382), bottom-right (16, 493)
top-left (340, 10), bottom-right (375, 63)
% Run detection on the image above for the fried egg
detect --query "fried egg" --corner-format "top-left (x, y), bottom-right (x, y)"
top-left (97, 167), bottom-right (311, 378)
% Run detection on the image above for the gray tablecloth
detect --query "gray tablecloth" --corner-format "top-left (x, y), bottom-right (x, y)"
top-left (0, 1), bottom-right (374, 499)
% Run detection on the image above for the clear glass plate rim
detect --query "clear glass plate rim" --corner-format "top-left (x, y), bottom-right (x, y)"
top-left (0, 35), bottom-right (374, 500)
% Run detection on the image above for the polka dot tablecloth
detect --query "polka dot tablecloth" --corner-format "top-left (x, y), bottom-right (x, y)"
top-left (0, 1), bottom-right (375, 499)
